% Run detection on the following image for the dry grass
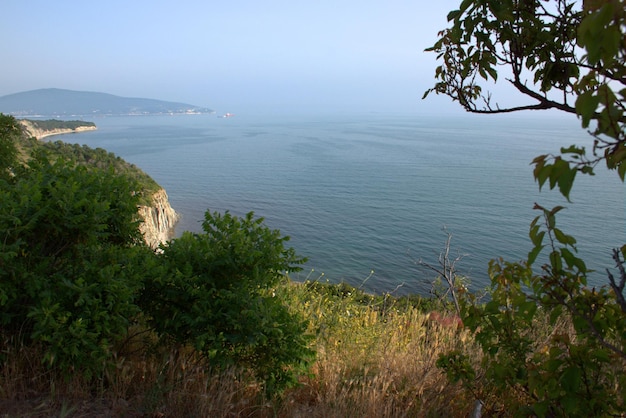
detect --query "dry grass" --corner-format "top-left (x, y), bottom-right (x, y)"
top-left (0, 341), bottom-right (266, 417)
top-left (276, 282), bottom-right (480, 418)
top-left (0, 281), bottom-right (481, 417)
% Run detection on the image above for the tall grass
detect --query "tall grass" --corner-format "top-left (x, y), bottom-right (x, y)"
top-left (276, 278), bottom-right (479, 417)
top-left (1, 277), bottom-right (481, 417)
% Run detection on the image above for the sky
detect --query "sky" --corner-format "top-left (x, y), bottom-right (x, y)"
top-left (1, 1), bottom-right (467, 114)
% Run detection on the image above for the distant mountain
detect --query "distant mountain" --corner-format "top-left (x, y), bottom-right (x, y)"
top-left (0, 88), bottom-right (214, 117)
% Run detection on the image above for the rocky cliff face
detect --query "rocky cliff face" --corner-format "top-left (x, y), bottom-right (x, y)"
top-left (19, 120), bottom-right (97, 139)
top-left (138, 189), bottom-right (180, 248)
top-left (17, 118), bottom-right (177, 247)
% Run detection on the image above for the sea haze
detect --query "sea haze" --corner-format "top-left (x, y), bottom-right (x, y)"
top-left (65, 112), bottom-right (625, 295)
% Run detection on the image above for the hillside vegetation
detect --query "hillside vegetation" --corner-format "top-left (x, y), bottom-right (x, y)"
top-left (24, 119), bottom-right (96, 131)
top-left (3, 0), bottom-right (626, 409)
top-left (15, 123), bottom-right (161, 204)
top-left (0, 112), bottom-right (313, 414)
top-left (1, 278), bottom-right (480, 417)
top-left (0, 111), bottom-right (482, 417)
top-left (22, 118), bottom-right (96, 131)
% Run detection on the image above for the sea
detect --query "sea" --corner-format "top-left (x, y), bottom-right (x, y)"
top-left (58, 111), bottom-right (625, 296)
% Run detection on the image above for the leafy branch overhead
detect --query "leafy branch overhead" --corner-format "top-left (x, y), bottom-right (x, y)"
top-left (424, 0), bottom-right (626, 193)
top-left (425, 1), bottom-right (626, 415)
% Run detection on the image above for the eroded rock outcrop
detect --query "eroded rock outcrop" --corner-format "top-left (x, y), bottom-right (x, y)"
top-left (138, 189), bottom-right (180, 248)
top-left (19, 120), bottom-right (97, 140)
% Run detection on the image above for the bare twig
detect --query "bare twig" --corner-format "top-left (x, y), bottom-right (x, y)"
top-left (413, 229), bottom-right (468, 317)
top-left (607, 248), bottom-right (626, 314)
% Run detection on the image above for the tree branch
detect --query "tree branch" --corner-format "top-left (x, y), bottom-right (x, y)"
top-left (607, 248), bottom-right (626, 314)
top-left (414, 230), bottom-right (467, 316)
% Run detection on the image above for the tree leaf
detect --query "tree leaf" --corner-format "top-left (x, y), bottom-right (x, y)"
top-left (554, 228), bottom-right (576, 246)
top-left (548, 159), bottom-right (568, 190)
top-left (560, 247), bottom-right (579, 270)
top-left (528, 244), bottom-right (544, 266)
top-left (534, 162), bottom-right (552, 190)
top-left (560, 145), bottom-right (585, 156)
top-left (557, 165), bottom-right (576, 201)
top-left (530, 225), bottom-right (545, 247)
top-left (549, 250), bottom-right (562, 272)
top-left (549, 206), bottom-right (566, 216)
top-left (447, 9), bottom-right (462, 21)
top-left (561, 366), bottom-right (582, 393)
top-left (618, 160), bottom-right (626, 181)
top-left (575, 91), bottom-right (600, 128)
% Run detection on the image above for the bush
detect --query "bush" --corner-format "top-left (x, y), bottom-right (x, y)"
top-left (0, 153), bottom-right (151, 379)
top-left (1, 128), bottom-right (315, 395)
top-left (141, 210), bottom-right (314, 395)
top-left (0, 114), bottom-right (21, 179)
top-left (1, 114), bottom-right (317, 397)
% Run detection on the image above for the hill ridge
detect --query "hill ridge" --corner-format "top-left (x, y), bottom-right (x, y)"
top-left (0, 88), bottom-right (214, 117)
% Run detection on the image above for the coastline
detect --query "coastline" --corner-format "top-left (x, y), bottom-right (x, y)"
top-left (19, 120), bottom-right (97, 140)
top-left (36, 125), bottom-right (97, 140)
top-left (17, 118), bottom-right (179, 248)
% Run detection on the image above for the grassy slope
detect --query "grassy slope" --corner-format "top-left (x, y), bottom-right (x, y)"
top-left (0, 279), bottom-right (481, 417)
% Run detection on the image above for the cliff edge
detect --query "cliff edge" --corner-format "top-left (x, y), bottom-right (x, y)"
top-left (17, 118), bottom-right (178, 247)
top-left (19, 119), bottom-right (97, 140)
top-left (139, 189), bottom-right (180, 248)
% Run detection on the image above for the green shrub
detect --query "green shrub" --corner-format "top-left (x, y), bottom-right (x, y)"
top-left (0, 114), bottom-right (20, 178)
top-left (0, 127), bottom-right (316, 393)
top-left (0, 153), bottom-right (151, 379)
top-left (31, 140), bottom-right (161, 202)
top-left (141, 210), bottom-right (314, 395)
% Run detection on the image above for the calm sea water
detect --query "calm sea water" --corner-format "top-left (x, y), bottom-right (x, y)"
top-left (64, 112), bottom-right (625, 295)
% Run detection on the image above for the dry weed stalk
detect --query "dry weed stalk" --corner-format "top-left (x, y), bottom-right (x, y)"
top-left (280, 306), bottom-right (480, 417)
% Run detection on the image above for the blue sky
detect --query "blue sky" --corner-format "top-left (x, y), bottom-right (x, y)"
top-left (2, 0), bottom-right (463, 114)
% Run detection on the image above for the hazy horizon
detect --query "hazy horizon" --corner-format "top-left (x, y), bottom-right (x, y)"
top-left (1, 1), bottom-right (479, 115)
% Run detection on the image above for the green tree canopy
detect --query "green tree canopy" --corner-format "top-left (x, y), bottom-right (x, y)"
top-left (141, 210), bottom-right (313, 395)
top-left (424, 0), bottom-right (626, 189)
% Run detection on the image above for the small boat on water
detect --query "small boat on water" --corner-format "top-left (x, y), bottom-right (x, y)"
top-left (218, 113), bottom-right (234, 118)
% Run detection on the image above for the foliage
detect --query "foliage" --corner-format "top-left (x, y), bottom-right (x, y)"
top-left (440, 252), bottom-right (626, 416)
top-left (140, 210), bottom-right (314, 395)
top-left (1, 113), bottom-right (314, 396)
top-left (23, 118), bottom-right (96, 130)
top-left (2, 279), bottom-right (480, 417)
top-left (0, 114), bottom-right (21, 179)
top-left (445, 230), bottom-right (625, 415)
top-left (0, 153), bottom-right (150, 379)
top-left (20, 138), bottom-right (161, 202)
top-left (1, 116), bottom-right (152, 379)
top-left (425, 0), bottom-right (626, 415)
top-left (424, 0), bottom-right (626, 187)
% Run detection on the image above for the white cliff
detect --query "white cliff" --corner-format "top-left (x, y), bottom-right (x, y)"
top-left (17, 119), bottom-right (178, 248)
top-left (138, 189), bottom-right (180, 249)
top-left (19, 120), bottom-right (97, 140)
